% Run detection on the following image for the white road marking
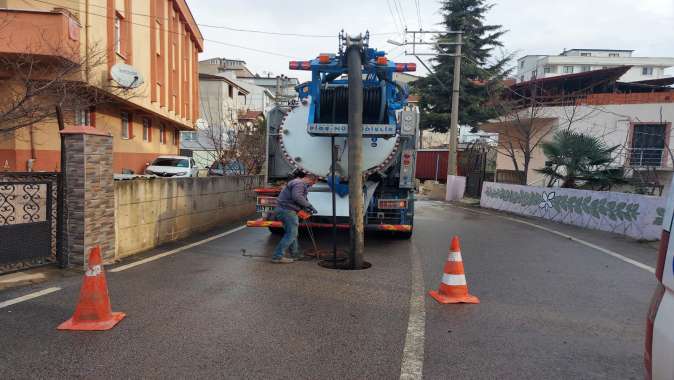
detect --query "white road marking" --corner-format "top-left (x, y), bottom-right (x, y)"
top-left (400, 244), bottom-right (426, 380)
top-left (0, 287), bottom-right (61, 309)
top-left (451, 205), bottom-right (656, 274)
top-left (110, 225), bottom-right (248, 273)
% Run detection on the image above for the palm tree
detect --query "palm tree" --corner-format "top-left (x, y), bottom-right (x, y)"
top-left (537, 130), bottom-right (623, 189)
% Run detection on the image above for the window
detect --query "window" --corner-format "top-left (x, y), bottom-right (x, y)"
top-left (563, 66), bottom-right (574, 74)
top-left (228, 85), bottom-right (234, 98)
top-left (543, 65), bottom-right (556, 74)
top-left (642, 67), bottom-right (654, 76)
top-left (173, 129), bottom-right (179, 145)
top-left (580, 52), bottom-right (591, 57)
top-left (121, 111), bottom-right (131, 139)
top-left (159, 123), bottom-right (166, 144)
top-left (155, 20), bottom-right (161, 53)
top-left (609, 53), bottom-right (619, 58)
top-left (151, 157), bottom-right (189, 167)
top-left (114, 14), bottom-right (122, 55)
top-left (581, 65), bottom-right (591, 72)
top-left (75, 108), bottom-right (91, 126)
top-left (172, 43), bottom-right (177, 70)
top-left (631, 123), bottom-right (668, 167)
top-left (519, 61), bottom-right (524, 69)
top-left (142, 118), bottom-right (151, 142)
top-left (520, 75), bottom-right (524, 82)
top-left (531, 70), bottom-right (537, 80)
top-left (182, 131), bottom-right (197, 141)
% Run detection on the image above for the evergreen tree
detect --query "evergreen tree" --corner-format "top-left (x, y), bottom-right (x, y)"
top-left (414, 0), bottom-right (511, 132)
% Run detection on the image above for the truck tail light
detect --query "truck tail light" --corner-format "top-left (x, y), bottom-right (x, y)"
top-left (378, 199), bottom-right (407, 209)
top-left (645, 283), bottom-right (665, 380)
top-left (289, 61), bottom-right (312, 70)
top-left (395, 63), bottom-right (416, 72)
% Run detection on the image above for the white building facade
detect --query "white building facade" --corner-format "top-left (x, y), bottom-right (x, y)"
top-left (494, 100), bottom-right (674, 192)
top-left (516, 49), bottom-right (674, 83)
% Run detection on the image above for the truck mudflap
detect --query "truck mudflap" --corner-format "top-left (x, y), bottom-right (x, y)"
top-left (246, 219), bottom-right (411, 232)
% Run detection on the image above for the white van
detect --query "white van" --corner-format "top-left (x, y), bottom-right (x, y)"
top-left (646, 188), bottom-right (674, 379)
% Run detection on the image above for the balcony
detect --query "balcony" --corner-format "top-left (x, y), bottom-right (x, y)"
top-left (0, 9), bottom-right (81, 63)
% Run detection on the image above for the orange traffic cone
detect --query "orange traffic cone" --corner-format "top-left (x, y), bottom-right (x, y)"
top-left (429, 236), bottom-right (480, 304)
top-left (58, 246), bottom-right (126, 331)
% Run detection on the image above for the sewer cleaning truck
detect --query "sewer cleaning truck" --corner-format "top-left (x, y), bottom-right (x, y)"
top-left (246, 38), bottom-right (419, 238)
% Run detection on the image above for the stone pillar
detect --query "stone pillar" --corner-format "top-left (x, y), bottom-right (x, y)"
top-left (60, 126), bottom-right (115, 268)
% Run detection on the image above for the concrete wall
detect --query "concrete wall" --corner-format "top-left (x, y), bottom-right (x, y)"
top-left (114, 175), bottom-right (263, 259)
top-left (481, 182), bottom-right (666, 240)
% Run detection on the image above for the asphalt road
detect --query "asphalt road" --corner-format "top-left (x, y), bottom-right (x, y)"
top-left (0, 201), bottom-right (657, 379)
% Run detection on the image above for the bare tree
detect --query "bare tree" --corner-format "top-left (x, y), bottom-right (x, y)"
top-left (237, 115), bottom-right (266, 175)
top-left (198, 85), bottom-right (266, 175)
top-left (483, 82), bottom-right (557, 185)
top-left (0, 12), bottom-right (130, 136)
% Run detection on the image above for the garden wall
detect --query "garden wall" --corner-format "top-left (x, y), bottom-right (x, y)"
top-left (115, 176), bottom-right (263, 259)
top-left (480, 182), bottom-right (666, 240)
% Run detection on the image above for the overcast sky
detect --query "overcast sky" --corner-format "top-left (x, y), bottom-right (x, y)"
top-left (190, 0), bottom-right (674, 81)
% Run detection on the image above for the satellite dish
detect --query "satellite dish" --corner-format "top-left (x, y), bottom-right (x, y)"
top-left (111, 63), bottom-right (144, 89)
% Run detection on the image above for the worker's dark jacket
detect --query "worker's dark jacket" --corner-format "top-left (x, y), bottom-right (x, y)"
top-left (276, 178), bottom-right (312, 212)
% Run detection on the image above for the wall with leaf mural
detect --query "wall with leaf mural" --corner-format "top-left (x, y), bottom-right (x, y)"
top-left (481, 182), bottom-right (666, 240)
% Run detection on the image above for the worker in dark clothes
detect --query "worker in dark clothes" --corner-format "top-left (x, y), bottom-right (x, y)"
top-left (272, 173), bottom-right (318, 263)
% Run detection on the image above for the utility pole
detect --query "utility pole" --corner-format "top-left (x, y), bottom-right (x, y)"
top-left (447, 33), bottom-right (462, 177)
top-left (346, 34), bottom-right (364, 269)
top-left (394, 30), bottom-right (464, 198)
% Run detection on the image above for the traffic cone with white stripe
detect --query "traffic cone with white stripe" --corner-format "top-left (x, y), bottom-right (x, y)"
top-left (57, 246), bottom-right (126, 331)
top-left (429, 236), bottom-right (480, 304)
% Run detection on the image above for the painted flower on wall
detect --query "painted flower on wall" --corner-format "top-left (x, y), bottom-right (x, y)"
top-left (539, 191), bottom-right (555, 210)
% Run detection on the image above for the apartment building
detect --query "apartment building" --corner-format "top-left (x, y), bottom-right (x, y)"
top-left (516, 49), bottom-right (674, 83)
top-left (199, 58), bottom-right (276, 114)
top-left (0, 0), bottom-right (203, 174)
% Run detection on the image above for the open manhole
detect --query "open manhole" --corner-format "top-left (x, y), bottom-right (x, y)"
top-left (317, 250), bottom-right (372, 270)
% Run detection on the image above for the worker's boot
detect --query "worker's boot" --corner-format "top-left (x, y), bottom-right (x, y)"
top-left (271, 257), bottom-right (294, 264)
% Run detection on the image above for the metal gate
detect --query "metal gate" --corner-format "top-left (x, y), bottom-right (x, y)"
top-left (459, 141), bottom-right (496, 198)
top-left (0, 173), bottom-right (61, 273)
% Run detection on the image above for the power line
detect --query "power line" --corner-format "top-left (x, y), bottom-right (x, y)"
top-left (36, 0), bottom-right (397, 38)
top-left (386, 0), bottom-right (404, 39)
top-left (205, 39), bottom-right (295, 59)
top-left (414, 0), bottom-right (422, 29)
top-left (392, 0), bottom-right (408, 29)
top-left (32, 0), bottom-right (301, 58)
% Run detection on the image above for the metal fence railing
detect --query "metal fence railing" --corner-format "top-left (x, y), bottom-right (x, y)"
top-left (628, 148), bottom-right (665, 167)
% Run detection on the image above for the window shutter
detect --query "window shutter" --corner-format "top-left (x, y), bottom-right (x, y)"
top-left (128, 112), bottom-right (134, 138)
